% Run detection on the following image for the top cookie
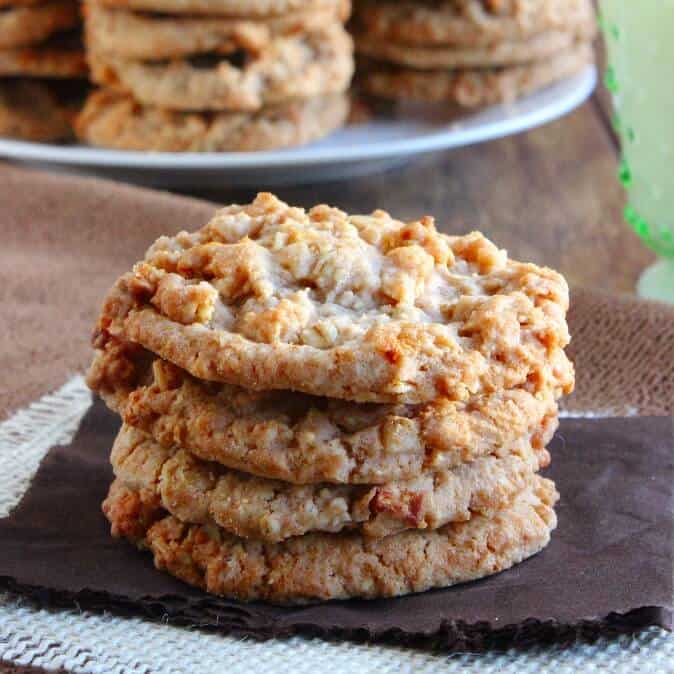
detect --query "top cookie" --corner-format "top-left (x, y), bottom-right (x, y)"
top-left (90, 0), bottom-right (345, 17)
top-left (354, 0), bottom-right (595, 48)
top-left (94, 192), bottom-right (573, 404)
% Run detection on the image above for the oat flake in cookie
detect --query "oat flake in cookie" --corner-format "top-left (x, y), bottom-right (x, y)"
top-left (94, 192), bottom-right (573, 404)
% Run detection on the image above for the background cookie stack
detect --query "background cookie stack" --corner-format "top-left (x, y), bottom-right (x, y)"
top-left (0, 0), bottom-right (87, 141)
top-left (353, 0), bottom-right (596, 107)
top-left (88, 193), bottom-right (574, 603)
top-left (75, 0), bottom-right (354, 151)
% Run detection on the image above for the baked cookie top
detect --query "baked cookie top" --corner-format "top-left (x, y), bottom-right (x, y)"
top-left (94, 192), bottom-right (573, 404)
top-left (355, 25), bottom-right (595, 70)
top-left (88, 24), bottom-right (353, 112)
top-left (353, 0), bottom-right (595, 48)
top-left (88, 341), bottom-right (559, 483)
top-left (91, 0), bottom-right (344, 17)
top-left (0, 80), bottom-right (76, 141)
top-left (357, 43), bottom-right (593, 106)
top-left (103, 476), bottom-right (558, 603)
top-left (111, 423), bottom-right (549, 542)
top-left (0, 33), bottom-right (87, 78)
top-left (75, 90), bottom-right (348, 152)
top-left (84, 1), bottom-right (350, 60)
top-left (0, 0), bottom-right (80, 50)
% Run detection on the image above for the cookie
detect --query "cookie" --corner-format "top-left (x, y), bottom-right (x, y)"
top-left (0, 79), bottom-right (76, 141)
top-left (103, 475), bottom-right (558, 603)
top-left (358, 43), bottom-right (593, 107)
top-left (90, 0), bottom-right (343, 17)
top-left (354, 0), bottom-right (595, 48)
top-left (355, 29), bottom-right (596, 70)
top-left (87, 24), bottom-right (353, 112)
top-left (84, 1), bottom-right (351, 60)
top-left (88, 342), bottom-right (559, 484)
top-left (111, 423), bottom-right (550, 541)
top-left (0, 0), bottom-right (80, 49)
top-left (0, 35), bottom-right (87, 78)
top-left (75, 89), bottom-right (347, 151)
top-left (93, 192), bottom-right (573, 405)
top-left (0, 0), bottom-right (45, 7)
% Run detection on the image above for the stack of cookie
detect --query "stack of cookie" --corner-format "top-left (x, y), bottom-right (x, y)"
top-left (75, 0), bottom-right (354, 151)
top-left (0, 0), bottom-right (87, 141)
top-left (353, 0), bottom-right (596, 107)
top-left (88, 193), bottom-right (574, 603)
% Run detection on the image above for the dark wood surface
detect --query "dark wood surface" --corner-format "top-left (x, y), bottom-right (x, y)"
top-left (188, 42), bottom-right (652, 295)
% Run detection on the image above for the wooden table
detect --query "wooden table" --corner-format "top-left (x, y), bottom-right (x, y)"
top-left (189, 44), bottom-right (652, 296)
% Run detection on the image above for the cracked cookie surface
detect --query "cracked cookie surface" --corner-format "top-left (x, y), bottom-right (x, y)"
top-left (0, 79), bottom-right (77, 141)
top-left (111, 423), bottom-right (550, 542)
top-left (103, 475), bottom-right (558, 603)
top-left (88, 341), bottom-right (560, 484)
top-left (93, 193), bottom-right (573, 404)
top-left (88, 24), bottom-right (353, 112)
top-left (353, 0), bottom-right (595, 48)
top-left (0, 0), bottom-right (80, 49)
top-left (91, 0), bottom-right (344, 17)
top-left (75, 90), bottom-right (347, 151)
top-left (84, 1), bottom-right (350, 60)
top-left (358, 43), bottom-right (593, 106)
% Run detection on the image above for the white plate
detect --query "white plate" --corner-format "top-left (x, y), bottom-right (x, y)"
top-left (0, 66), bottom-right (596, 188)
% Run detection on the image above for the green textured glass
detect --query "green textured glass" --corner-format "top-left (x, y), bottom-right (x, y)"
top-left (600, 1), bottom-right (674, 304)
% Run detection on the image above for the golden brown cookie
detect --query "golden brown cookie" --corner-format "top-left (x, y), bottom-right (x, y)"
top-left (0, 0), bottom-right (80, 49)
top-left (87, 24), bottom-right (353, 111)
top-left (0, 0), bottom-right (45, 7)
top-left (93, 193), bottom-right (573, 405)
top-left (354, 0), bottom-right (595, 48)
top-left (355, 29), bottom-right (596, 70)
top-left (0, 35), bottom-right (87, 78)
top-left (0, 79), bottom-right (76, 141)
top-left (90, 0), bottom-right (343, 17)
top-left (103, 475), bottom-right (558, 603)
top-left (75, 89), bottom-right (348, 151)
top-left (88, 342), bottom-right (559, 484)
top-left (111, 423), bottom-right (550, 541)
top-left (84, 1), bottom-right (351, 60)
top-left (358, 43), bottom-right (593, 107)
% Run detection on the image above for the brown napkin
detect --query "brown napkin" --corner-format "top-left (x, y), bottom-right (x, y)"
top-left (0, 400), bottom-right (671, 650)
top-left (1, 162), bottom-right (673, 420)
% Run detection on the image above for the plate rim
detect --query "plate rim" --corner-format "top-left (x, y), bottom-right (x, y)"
top-left (0, 66), bottom-right (596, 170)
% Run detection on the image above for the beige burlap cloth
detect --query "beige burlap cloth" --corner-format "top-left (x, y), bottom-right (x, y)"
top-left (1, 162), bottom-right (672, 420)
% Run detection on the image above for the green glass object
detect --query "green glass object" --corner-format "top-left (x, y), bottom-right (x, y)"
top-left (600, 0), bottom-right (674, 304)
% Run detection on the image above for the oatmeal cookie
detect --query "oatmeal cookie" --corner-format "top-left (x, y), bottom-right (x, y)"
top-left (358, 43), bottom-right (593, 107)
top-left (0, 0), bottom-right (80, 49)
top-left (0, 34), bottom-right (87, 78)
top-left (0, 79), bottom-right (76, 141)
top-left (88, 342), bottom-right (559, 484)
top-left (87, 24), bottom-right (353, 112)
top-left (91, 0), bottom-right (343, 17)
top-left (111, 423), bottom-right (550, 541)
top-left (355, 29), bottom-right (595, 70)
top-left (93, 192), bottom-right (573, 404)
top-left (354, 0), bottom-right (595, 48)
top-left (84, 1), bottom-right (350, 60)
top-left (103, 476), bottom-right (558, 602)
top-left (75, 90), bottom-right (347, 151)
top-left (0, 0), bottom-right (45, 7)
